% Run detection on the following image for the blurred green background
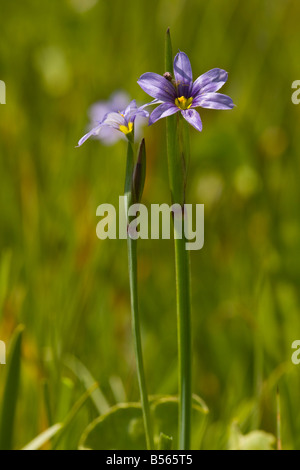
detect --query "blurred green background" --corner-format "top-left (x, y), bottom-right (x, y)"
top-left (1, 0), bottom-right (300, 450)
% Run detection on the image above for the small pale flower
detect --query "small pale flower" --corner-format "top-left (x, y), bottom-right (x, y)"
top-left (87, 91), bottom-right (131, 145)
top-left (137, 51), bottom-right (234, 132)
top-left (77, 99), bottom-right (149, 147)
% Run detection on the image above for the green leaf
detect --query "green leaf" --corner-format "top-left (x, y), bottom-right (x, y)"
top-left (0, 250), bottom-right (12, 315)
top-left (55, 377), bottom-right (74, 423)
top-left (0, 324), bottom-right (24, 450)
top-left (158, 432), bottom-right (173, 450)
top-left (109, 375), bottom-right (126, 404)
top-left (65, 355), bottom-right (110, 415)
top-left (22, 423), bottom-right (63, 450)
top-left (228, 423), bottom-right (276, 450)
top-left (79, 403), bottom-right (146, 450)
top-left (79, 395), bottom-right (208, 450)
top-left (42, 379), bottom-right (53, 426)
top-left (52, 382), bottom-right (99, 449)
top-left (151, 395), bottom-right (208, 450)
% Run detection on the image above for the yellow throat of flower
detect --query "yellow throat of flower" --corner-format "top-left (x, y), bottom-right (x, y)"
top-left (175, 96), bottom-right (193, 110)
top-left (119, 122), bottom-right (133, 135)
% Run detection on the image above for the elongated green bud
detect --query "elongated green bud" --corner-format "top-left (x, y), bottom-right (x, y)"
top-left (132, 138), bottom-right (146, 204)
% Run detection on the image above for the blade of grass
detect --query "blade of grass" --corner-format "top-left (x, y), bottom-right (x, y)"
top-left (109, 375), bottom-right (127, 404)
top-left (55, 377), bottom-right (74, 423)
top-left (52, 382), bottom-right (99, 449)
top-left (158, 433), bottom-right (173, 450)
top-left (64, 354), bottom-right (110, 415)
top-left (42, 379), bottom-right (53, 426)
top-left (22, 423), bottom-right (63, 450)
top-left (277, 386), bottom-right (282, 450)
top-left (0, 324), bottom-right (24, 450)
top-left (0, 250), bottom-right (11, 315)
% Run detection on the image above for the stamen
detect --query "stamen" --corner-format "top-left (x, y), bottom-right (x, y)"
top-left (175, 96), bottom-right (193, 110)
top-left (119, 122), bottom-right (133, 135)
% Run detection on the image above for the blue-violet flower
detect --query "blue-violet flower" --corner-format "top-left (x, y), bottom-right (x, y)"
top-left (77, 96), bottom-right (149, 147)
top-left (137, 51), bottom-right (234, 131)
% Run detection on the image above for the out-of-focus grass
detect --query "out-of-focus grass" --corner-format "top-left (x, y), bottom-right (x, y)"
top-left (1, 0), bottom-right (300, 449)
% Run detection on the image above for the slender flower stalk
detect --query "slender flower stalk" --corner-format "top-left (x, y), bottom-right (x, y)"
top-left (124, 135), bottom-right (154, 450)
top-left (164, 30), bottom-right (192, 450)
top-left (77, 106), bottom-right (154, 449)
top-left (137, 30), bottom-right (234, 450)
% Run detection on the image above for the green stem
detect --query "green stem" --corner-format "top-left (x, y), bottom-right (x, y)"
top-left (276, 386), bottom-right (282, 450)
top-left (171, 120), bottom-right (192, 451)
top-left (124, 138), bottom-right (154, 450)
top-left (174, 228), bottom-right (192, 450)
top-left (165, 29), bottom-right (192, 450)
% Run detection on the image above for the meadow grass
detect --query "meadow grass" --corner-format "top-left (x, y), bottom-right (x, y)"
top-left (1, 0), bottom-right (300, 449)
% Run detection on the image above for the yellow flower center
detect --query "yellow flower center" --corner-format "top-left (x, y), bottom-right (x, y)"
top-left (175, 96), bottom-right (193, 110)
top-left (119, 122), bottom-right (133, 135)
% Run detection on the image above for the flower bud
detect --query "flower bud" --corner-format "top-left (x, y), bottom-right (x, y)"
top-left (131, 138), bottom-right (146, 204)
top-left (163, 72), bottom-right (173, 81)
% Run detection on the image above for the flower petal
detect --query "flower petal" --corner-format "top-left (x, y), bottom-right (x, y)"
top-left (97, 127), bottom-right (126, 145)
top-left (193, 92), bottom-right (234, 110)
top-left (173, 51), bottom-right (193, 97)
top-left (181, 109), bottom-right (202, 132)
top-left (192, 68), bottom-right (228, 96)
top-left (123, 99), bottom-right (137, 115)
top-left (110, 90), bottom-right (131, 112)
top-left (89, 90), bottom-right (130, 123)
top-left (101, 112), bottom-right (125, 129)
top-left (131, 107), bottom-right (149, 121)
top-left (149, 102), bottom-right (179, 125)
top-left (76, 123), bottom-right (103, 147)
top-left (140, 98), bottom-right (163, 109)
top-left (137, 72), bottom-right (176, 102)
top-left (124, 100), bottom-right (149, 123)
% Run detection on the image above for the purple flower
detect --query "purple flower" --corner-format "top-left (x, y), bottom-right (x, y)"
top-left (87, 91), bottom-right (131, 145)
top-left (77, 98), bottom-right (149, 147)
top-left (137, 51), bottom-right (234, 132)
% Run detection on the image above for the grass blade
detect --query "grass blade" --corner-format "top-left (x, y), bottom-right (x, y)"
top-left (65, 354), bottom-right (110, 414)
top-left (52, 382), bottom-right (99, 449)
top-left (42, 379), bottom-right (53, 426)
top-left (277, 386), bottom-right (282, 450)
top-left (0, 324), bottom-right (24, 450)
top-left (22, 423), bottom-right (63, 450)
